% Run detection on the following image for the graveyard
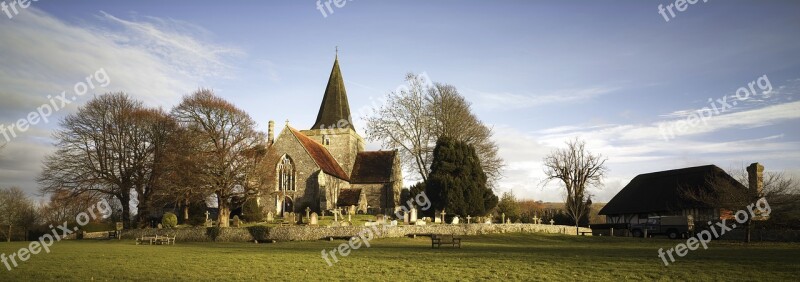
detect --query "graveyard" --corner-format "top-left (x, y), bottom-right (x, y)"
top-left (0, 233), bottom-right (797, 280)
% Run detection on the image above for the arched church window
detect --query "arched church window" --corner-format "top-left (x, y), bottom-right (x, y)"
top-left (277, 155), bottom-right (295, 191)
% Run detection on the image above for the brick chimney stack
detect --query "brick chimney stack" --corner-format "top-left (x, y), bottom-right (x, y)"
top-left (268, 120), bottom-right (275, 145)
top-left (747, 162), bottom-right (764, 197)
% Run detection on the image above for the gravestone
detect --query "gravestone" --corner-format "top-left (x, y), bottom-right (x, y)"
top-left (348, 213), bottom-right (351, 222)
top-left (157, 224), bottom-right (163, 229)
top-left (232, 216), bottom-right (241, 227)
top-left (550, 219), bottom-right (554, 225)
top-left (434, 216), bottom-right (441, 223)
top-left (376, 214), bottom-right (386, 225)
top-left (283, 212), bottom-right (289, 220)
top-left (403, 213), bottom-right (409, 225)
top-left (205, 220), bottom-right (213, 227)
top-left (409, 208), bottom-right (418, 222)
top-left (484, 217), bottom-right (492, 224)
top-left (340, 221), bottom-right (350, 227)
top-left (349, 205), bottom-right (356, 215)
top-left (466, 215), bottom-right (471, 224)
top-left (266, 211), bottom-right (274, 223)
top-left (306, 207), bottom-right (311, 221)
top-left (390, 220), bottom-right (398, 226)
top-left (451, 216), bottom-right (460, 224)
top-left (415, 219), bottom-right (426, 225)
top-left (310, 212), bottom-right (318, 225)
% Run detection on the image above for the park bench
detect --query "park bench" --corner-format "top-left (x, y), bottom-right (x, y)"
top-left (136, 235), bottom-right (176, 245)
top-left (579, 231), bottom-right (592, 236)
top-left (431, 234), bottom-right (461, 249)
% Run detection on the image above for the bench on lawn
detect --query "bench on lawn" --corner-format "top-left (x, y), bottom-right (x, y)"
top-left (136, 235), bottom-right (176, 245)
top-left (579, 231), bottom-right (592, 236)
top-left (431, 234), bottom-right (461, 249)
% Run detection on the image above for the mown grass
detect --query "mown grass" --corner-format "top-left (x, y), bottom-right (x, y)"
top-left (0, 233), bottom-right (797, 281)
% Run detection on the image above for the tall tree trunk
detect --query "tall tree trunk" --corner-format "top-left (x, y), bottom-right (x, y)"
top-left (217, 193), bottom-right (230, 227)
top-left (183, 198), bottom-right (189, 222)
top-left (120, 194), bottom-right (132, 229)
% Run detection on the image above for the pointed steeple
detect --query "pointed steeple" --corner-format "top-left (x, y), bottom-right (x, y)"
top-left (311, 56), bottom-right (353, 130)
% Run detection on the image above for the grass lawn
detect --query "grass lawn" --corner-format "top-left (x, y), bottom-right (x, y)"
top-left (0, 233), bottom-right (798, 281)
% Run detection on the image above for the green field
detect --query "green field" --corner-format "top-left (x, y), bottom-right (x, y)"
top-left (0, 233), bottom-right (798, 281)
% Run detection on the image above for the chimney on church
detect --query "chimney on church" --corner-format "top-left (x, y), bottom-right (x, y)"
top-left (747, 162), bottom-right (764, 197)
top-left (268, 120), bottom-right (275, 145)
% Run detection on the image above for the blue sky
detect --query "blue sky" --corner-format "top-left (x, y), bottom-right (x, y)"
top-left (1, 1), bottom-right (798, 202)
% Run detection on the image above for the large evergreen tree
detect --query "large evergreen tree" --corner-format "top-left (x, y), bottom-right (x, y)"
top-left (426, 137), bottom-right (498, 217)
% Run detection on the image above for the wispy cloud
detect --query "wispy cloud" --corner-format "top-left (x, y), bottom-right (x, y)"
top-left (472, 86), bottom-right (621, 110)
top-left (0, 9), bottom-right (240, 196)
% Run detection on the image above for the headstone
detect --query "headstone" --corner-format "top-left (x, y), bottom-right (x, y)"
top-left (549, 219), bottom-right (554, 225)
top-left (306, 207), bottom-right (311, 220)
top-left (348, 213), bottom-right (352, 222)
top-left (506, 219), bottom-right (511, 224)
top-left (157, 223), bottom-right (163, 229)
top-left (266, 211), bottom-right (274, 223)
top-left (115, 222), bottom-right (123, 231)
top-left (390, 220), bottom-right (398, 226)
top-left (403, 213), bottom-right (409, 225)
top-left (502, 213), bottom-right (506, 224)
top-left (410, 208), bottom-right (418, 222)
top-left (533, 216), bottom-right (539, 225)
top-left (415, 219), bottom-right (426, 225)
top-left (310, 212), bottom-right (318, 225)
top-left (340, 221), bottom-right (350, 226)
top-left (434, 216), bottom-right (441, 223)
top-left (376, 214), bottom-right (386, 225)
top-left (440, 210), bottom-right (447, 224)
top-left (283, 212), bottom-right (289, 219)
top-left (205, 210), bottom-right (210, 221)
top-left (334, 210), bottom-right (339, 222)
top-left (424, 217), bottom-right (431, 223)
top-left (232, 216), bottom-right (240, 227)
top-left (205, 220), bottom-right (213, 227)
top-left (484, 217), bottom-right (492, 224)
top-left (466, 215), bottom-right (471, 224)
top-left (451, 216), bottom-right (459, 224)
top-left (349, 205), bottom-right (356, 215)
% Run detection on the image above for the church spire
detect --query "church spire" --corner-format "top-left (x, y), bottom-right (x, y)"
top-left (311, 54), bottom-right (353, 130)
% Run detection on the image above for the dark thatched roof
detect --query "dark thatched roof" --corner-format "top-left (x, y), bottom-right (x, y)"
top-left (288, 127), bottom-right (349, 181)
top-left (350, 151), bottom-right (396, 184)
top-left (337, 189), bottom-right (362, 207)
top-left (311, 57), bottom-right (353, 131)
top-left (598, 165), bottom-right (746, 215)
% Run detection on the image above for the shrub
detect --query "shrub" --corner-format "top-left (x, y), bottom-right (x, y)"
top-left (162, 212), bottom-right (178, 228)
top-left (241, 200), bottom-right (264, 222)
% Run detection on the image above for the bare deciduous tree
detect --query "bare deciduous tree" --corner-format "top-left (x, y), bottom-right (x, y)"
top-left (172, 89), bottom-right (264, 227)
top-left (542, 138), bottom-right (607, 235)
top-left (0, 187), bottom-right (36, 242)
top-left (38, 93), bottom-right (152, 229)
top-left (365, 73), bottom-right (503, 186)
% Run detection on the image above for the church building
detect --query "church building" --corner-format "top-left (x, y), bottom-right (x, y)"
top-left (261, 56), bottom-right (403, 217)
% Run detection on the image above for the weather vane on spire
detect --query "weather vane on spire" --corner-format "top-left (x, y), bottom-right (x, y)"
top-left (335, 46), bottom-right (338, 58)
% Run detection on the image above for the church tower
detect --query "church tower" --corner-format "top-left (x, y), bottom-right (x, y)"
top-left (301, 56), bottom-right (365, 175)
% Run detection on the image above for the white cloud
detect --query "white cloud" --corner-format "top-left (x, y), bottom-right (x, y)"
top-left (471, 86), bottom-right (621, 110)
top-left (0, 9), bottom-right (241, 196)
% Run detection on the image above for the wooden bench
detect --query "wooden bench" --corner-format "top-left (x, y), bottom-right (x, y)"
top-left (136, 235), bottom-right (176, 245)
top-left (431, 234), bottom-right (461, 249)
top-left (579, 231), bottom-right (592, 236)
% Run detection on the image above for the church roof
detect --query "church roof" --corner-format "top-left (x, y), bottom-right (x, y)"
top-left (337, 188), bottom-right (362, 207)
top-left (351, 151), bottom-right (397, 184)
top-left (288, 127), bottom-right (349, 181)
top-left (311, 57), bottom-right (354, 131)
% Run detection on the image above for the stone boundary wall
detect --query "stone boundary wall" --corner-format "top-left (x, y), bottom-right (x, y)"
top-left (120, 224), bottom-right (590, 242)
